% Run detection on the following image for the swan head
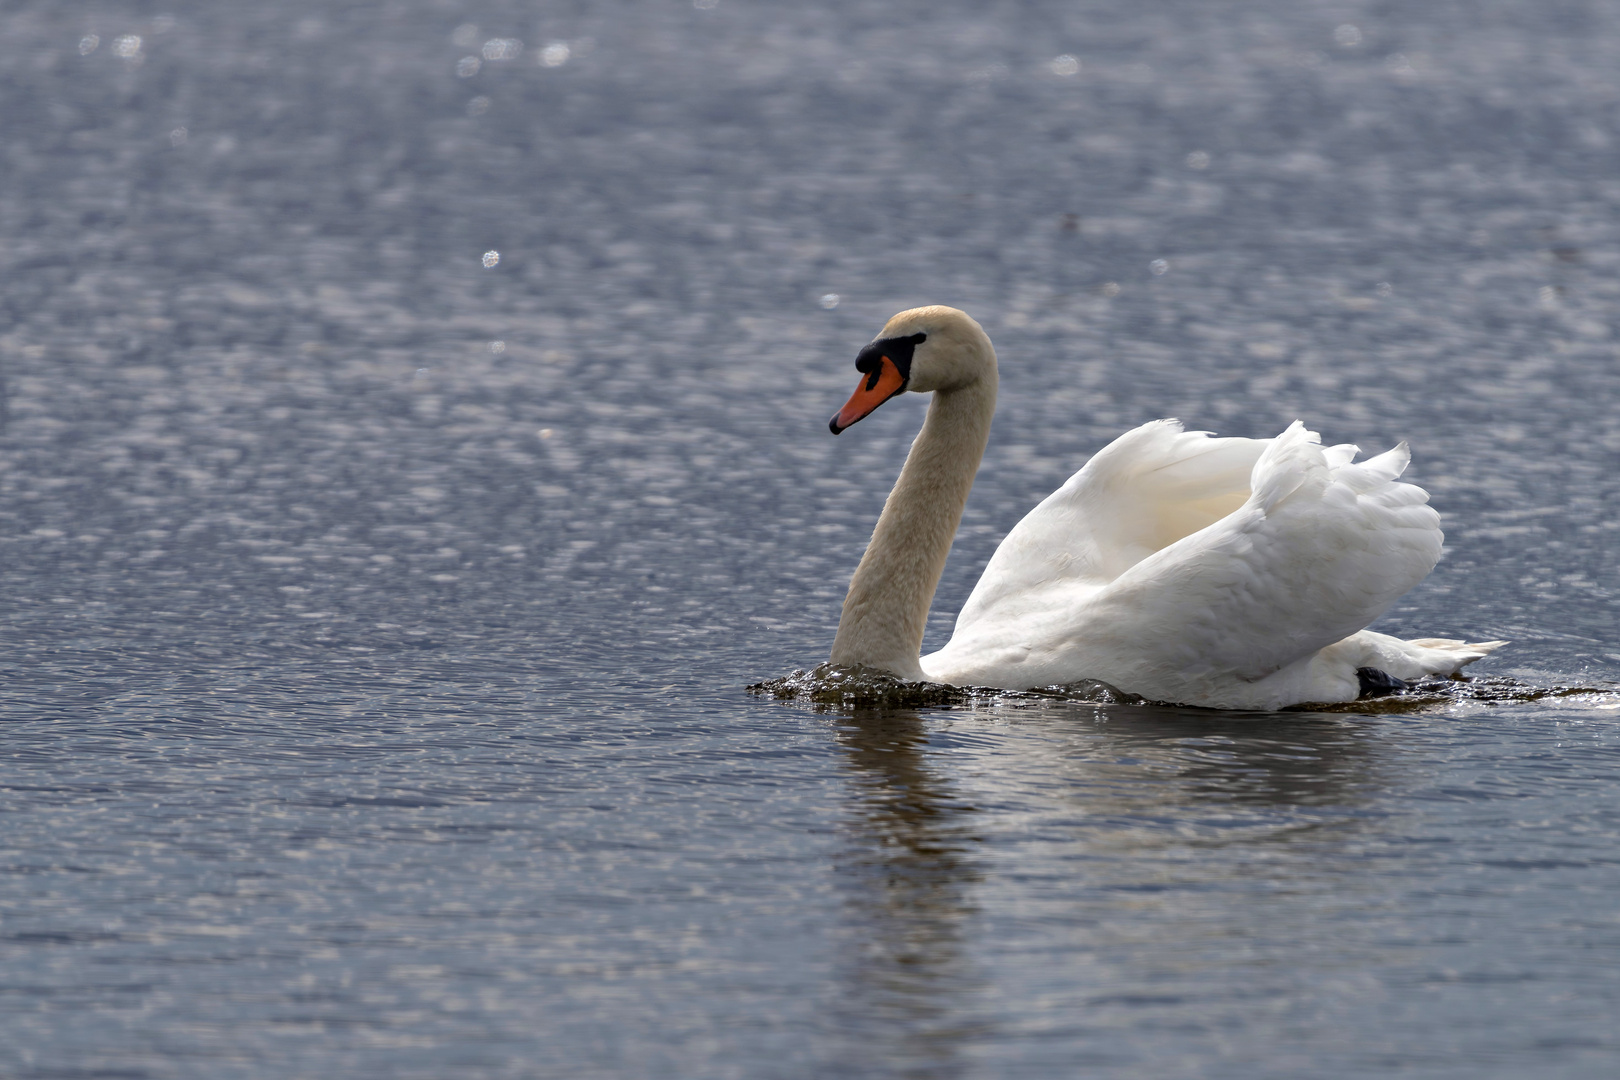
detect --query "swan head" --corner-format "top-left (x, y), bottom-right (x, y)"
top-left (829, 306), bottom-right (995, 434)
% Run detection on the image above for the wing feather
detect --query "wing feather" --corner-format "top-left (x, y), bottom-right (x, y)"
top-left (1102, 421), bottom-right (1442, 680)
top-left (954, 420), bottom-right (1269, 626)
top-left (940, 420), bottom-right (1443, 690)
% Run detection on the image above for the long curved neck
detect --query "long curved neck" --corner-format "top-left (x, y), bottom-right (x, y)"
top-left (829, 373), bottom-right (997, 678)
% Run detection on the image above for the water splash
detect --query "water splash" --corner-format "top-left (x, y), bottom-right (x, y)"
top-left (749, 664), bottom-right (1141, 710)
top-left (1306, 674), bottom-right (1614, 713)
top-left (753, 667), bottom-right (1608, 715)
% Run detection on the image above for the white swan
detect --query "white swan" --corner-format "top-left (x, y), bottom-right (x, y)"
top-left (826, 306), bottom-right (1504, 710)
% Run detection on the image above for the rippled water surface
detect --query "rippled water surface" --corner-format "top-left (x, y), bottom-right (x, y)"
top-left (3, 1), bottom-right (1620, 1076)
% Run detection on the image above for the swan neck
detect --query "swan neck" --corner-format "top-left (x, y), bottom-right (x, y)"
top-left (829, 374), bottom-right (996, 678)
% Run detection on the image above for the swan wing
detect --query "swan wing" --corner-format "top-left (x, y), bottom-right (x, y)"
top-left (954, 419), bottom-right (1273, 626)
top-left (1089, 420), bottom-right (1442, 682)
top-left (936, 421), bottom-right (1442, 693)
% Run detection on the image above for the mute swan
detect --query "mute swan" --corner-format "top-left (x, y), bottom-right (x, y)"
top-left (826, 305), bottom-right (1504, 710)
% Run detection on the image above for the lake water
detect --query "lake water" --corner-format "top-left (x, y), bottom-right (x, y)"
top-left (3, 1), bottom-right (1619, 1076)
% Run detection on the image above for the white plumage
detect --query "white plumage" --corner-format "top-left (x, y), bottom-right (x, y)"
top-left (826, 306), bottom-right (1504, 709)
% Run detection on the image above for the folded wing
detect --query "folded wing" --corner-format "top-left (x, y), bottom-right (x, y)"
top-left (955, 419), bottom-right (1270, 625)
top-left (949, 420), bottom-right (1442, 684)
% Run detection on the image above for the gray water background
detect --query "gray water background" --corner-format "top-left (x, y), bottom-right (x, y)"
top-left (3, 0), bottom-right (1620, 1076)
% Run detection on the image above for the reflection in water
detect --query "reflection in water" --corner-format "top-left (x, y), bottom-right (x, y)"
top-left (820, 700), bottom-right (1389, 1074)
top-left (829, 708), bottom-right (987, 1079)
top-left (994, 703), bottom-right (1387, 894)
top-left (1067, 703), bottom-right (1383, 811)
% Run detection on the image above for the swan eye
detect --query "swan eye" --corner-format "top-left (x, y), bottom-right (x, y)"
top-left (853, 332), bottom-right (927, 382)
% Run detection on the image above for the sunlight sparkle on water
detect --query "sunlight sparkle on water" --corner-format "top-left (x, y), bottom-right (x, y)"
top-left (4, 2), bottom-right (1617, 1074)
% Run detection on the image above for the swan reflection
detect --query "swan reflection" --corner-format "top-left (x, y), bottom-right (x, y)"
top-left (828, 707), bottom-right (987, 1077)
top-left (825, 700), bottom-right (1387, 1070)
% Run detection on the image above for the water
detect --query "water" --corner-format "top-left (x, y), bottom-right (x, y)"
top-left (2, 0), bottom-right (1619, 1075)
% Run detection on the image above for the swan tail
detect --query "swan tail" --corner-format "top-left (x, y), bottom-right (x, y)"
top-left (1351, 631), bottom-right (1509, 679)
top-left (1402, 636), bottom-right (1512, 675)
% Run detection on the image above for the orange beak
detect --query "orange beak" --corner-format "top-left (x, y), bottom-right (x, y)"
top-left (829, 355), bottom-right (907, 434)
